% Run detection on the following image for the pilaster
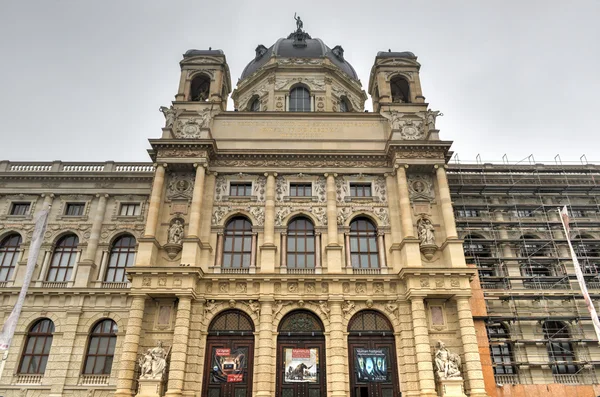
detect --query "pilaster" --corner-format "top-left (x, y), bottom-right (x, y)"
top-left (411, 298), bottom-right (437, 397)
top-left (255, 299), bottom-right (275, 396)
top-left (455, 297), bottom-right (488, 397)
top-left (328, 299), bottom-right (349, 397)
top-left (165, 296), bottom-right (193, 397)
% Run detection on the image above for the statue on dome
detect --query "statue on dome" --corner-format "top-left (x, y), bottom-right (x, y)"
top-left (294, 13), bottom-right (303, 31)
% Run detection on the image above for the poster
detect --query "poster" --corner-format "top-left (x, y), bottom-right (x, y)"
top-left (210, 347), bottom-right (247, 383)
top-left (354, 348), bottom-right (389, 382)
top-left (284, 348), bottom-right (319, 383)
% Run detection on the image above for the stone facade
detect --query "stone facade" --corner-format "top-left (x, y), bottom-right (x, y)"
top-left (0, 24), bottom-right (598, 397)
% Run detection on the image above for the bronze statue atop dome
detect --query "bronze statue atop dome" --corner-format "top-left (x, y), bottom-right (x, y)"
top-left (294, 13), bottom-right (303, 31)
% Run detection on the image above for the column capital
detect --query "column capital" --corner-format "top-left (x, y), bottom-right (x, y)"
top-left (324, 172), bottom-right (338, 178)
top-left (434, 164), bottom-right (448, 170)
top-left (193, 162), bottom-right (208, 169)
top-left (153, 163), bottom-right (168, 168)
top-left (394, 163), bottom-right (409, 169)
top-left (95, 193), bottom-right (109, 199)
top-left (264, 172), bottom-right (278, 177)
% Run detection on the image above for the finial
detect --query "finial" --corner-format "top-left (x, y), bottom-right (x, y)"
top-left (388, 49), bottom-right (391, 52)
top-left (209, 47), bottom-right (212, 50)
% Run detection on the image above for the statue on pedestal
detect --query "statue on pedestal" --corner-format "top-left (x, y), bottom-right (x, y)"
top-left (434, 341), bottom-right (462, 379)
top-left (168, 220), bottom-right (184, 245)
top-left (417, 218), bottom-right (435, 246)
top-left (138, 341), bottom-right (168, 380)
top-left (159, 105), bottom-right (180, 129)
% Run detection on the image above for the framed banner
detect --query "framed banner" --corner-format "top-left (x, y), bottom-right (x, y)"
top-left (283, 348), bottom-right (319, 383)
top-left (354, 348), bottom-right (389, 382)
top-left (210, 347), bottom-right (248, 383)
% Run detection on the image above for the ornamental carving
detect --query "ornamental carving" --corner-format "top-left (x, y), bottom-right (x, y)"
top-left (337, 207), bottom-right (352, 225)
top-left (275, 175), bottom-right (288, 201)
top-left (211, 158), bottom-right (389, 168)
top-left (278, 58), bottom-right (322, 66)
top-left (167, 173), bottom-right (194, 200)
top-left (158, 148), bottom-right (208, 158)
top-left (211, 206), bottom-right (231, 225)
top-left (373, 176), bottom-right (387, 203)
top-left (246, 206), bottom-right (264, 226)
top-left (387, 112), bottom-right (425, 140)
top-left (174, 118), bottom-right (204, 139)
top-left (275, 207), bottom-right (292, 226)
top-left (331, 85), bottom-right (363, 112)
top-left (275, 77), bottom-right (325, 91)
top-left (373, 208), bottom-right (389, 226)
top-left (214, 175), bottom-right (227, 201)
top-left (408, 174), bottom-right (434, 201)
top-left (253, 175), bottom-right (267, 202)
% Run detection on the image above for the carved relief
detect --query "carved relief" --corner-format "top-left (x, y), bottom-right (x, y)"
top-left (167, 173), bottom-right (194, 200)
top-left (356, 282), bottom-right (366, 294)
top-left (275, 77), bottom-right (325, 91)
top-left (246, 206), bottom-right (264, 226)
top-left (387, 112), bottom-right (425, 140)
top-left (373, 208), bottom-right (389, 226)
top-left (275, 207), bottom-right (292, 226)
top-left (373, 176), bottom-right (387, 203)
top-left (253, 175), bottom-right (267, 202)
top-left (408, 174), bottom-right (434, 201)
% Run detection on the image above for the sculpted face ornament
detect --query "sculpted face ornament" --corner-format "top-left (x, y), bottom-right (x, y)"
top-left (332, 45), bottom-right (345, 61)
top-left (255, 44), bottom-right (268, 60)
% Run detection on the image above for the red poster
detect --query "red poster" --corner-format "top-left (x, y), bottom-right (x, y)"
top-left (292, 348), bottom-right (311, 359)
top-left (227, 374), bottom-right (243, 382)
top-left (216, 348), bottom-right (231, 356)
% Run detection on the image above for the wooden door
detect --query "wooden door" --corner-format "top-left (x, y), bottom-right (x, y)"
top-left (202, 336), bottom-right (254, 397)
top-left (276, 337), bottom-right (326, 397)
top-left (348, 337), bottom-right (400, 397)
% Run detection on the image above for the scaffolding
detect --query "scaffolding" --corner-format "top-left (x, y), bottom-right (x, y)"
top-left (448, 154), bottom-right (600, 385)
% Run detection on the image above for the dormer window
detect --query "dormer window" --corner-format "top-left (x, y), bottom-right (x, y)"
top-left (289, 86), bottom-right (311, 112)
top-left (390, 76), bottom-right (410, 103)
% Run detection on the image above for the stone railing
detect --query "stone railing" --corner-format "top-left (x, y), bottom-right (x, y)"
top-left (352, 268), bottom-right (382, 275)
top-left (0, 161), bottom-right (154, 173)
top-left (0, 281), bottom-right (8, 288)
top-left (101, 282), bottom-right (130, 289)
top-left (79, 374), bottom-right (110, 385)
top-left (494, 374), bottom-right (523, 385)
top-left (15, 374), bottom-right (43, 385)
top-left (286, 268), bottom-right (316, 275)
top-left (220, 268), bottom-right (250, 274)
top-left (41, 281), bottom-right (68, 288)
top-left (552, 373), bottom-right (590, 385)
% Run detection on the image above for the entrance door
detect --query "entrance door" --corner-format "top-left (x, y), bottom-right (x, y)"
top-left (348, 311), bottom-right (401, 397)
top-left (276, 310), bottom-right (327, 397)
top-left (202, 310), bottom-right (255, 397)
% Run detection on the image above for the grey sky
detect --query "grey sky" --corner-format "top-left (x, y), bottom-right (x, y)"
top-left (1, 1), bottom-right (598, 164)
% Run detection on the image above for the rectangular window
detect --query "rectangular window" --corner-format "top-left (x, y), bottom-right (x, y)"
top-left (456, 209), bottom-right (480, 217)
top-left (514, 210), bottom-right (534, 217)
top-left (289, 183), bottom-right (312, 197)
top-left (571, 210), bottom-right (585, 218)
top-left (65, 203), bottom-right (85, 216)
top-left (120, 203), bottom-right (141, 216)
top-left (10, 202), bottom-right (31, 216)
top-left (349, 183), bottom-right (372, 197)
top-left (229, 182), bottom-right (252, 197)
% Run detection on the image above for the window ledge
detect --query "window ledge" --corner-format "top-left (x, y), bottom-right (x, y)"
top-left (222, 195), bottom-right (258, 202)
top-left (345, 196), bottom-right (377, 202)
top-left (1, 215), bottom-right (32, 220)
top-left (283, 196), bottom-right (317, 202)
top-left (56, 215), bottom-right (88, 221)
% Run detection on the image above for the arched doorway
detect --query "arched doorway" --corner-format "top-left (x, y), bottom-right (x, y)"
top-left (202, 310), bottom-right (255, 397)
top-left (276, 310), bottom-right (327, 397)
top-left (348, 310), bottom-right (401, 397)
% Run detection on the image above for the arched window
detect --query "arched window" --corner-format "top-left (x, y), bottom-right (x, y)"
top-left (18, 319), bottom-right (54, 374)
top-left (520, 234), bottom-right (549, 257)
top-left (339, 97), bottom-right (350, 113)
top-left (190, 75), bottom-right (210, 101)
top-left (287, 217), bottom-right (315, 269)
top-left (46, 234), bottom-right (79, 282)
top-left (349, 218), bottom-right (379, 269)
top-left (390, 76), bottom-right (410, 103)
top-left (209, 310), bottom-right (254, 334)
top-left (83, 319), bottom-right (117, 375)
top-left (486, 323), bottom-right (516, 375)
top-left (278, 310), bottom-right (324, 334)
top-left (249, 97), bottom-right (260, 112)
top-left (463, 234), bottom-right (491, 258)
top-left (289, 86), bottom-right (311, 112)
top-left (0, 233), bottom-right (22, 281)
top-left (223, 217), bottom-right (253, 269)
top-left (348, 310), bottom-right (393, 333)
top-left (543, 321), bottom-right (578, 374)
top-left (105, 235), bottom-right (136, 283)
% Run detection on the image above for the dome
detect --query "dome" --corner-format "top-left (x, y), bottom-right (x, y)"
top-left (240, 30), bottom-right (359, 81)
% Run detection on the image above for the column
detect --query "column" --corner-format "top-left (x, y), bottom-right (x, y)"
top-left (144, 164), bottom-right (167, 238)
top-left (82, 194), bottom-right (108, 263)
top-left (48, 311), bottom-right (82, 397)
top-left (41, 193), bottom-right (54, 210)
top-left (325, 173), bottom-right (339, 245)
top-left (214, 232), bottom-right (223, 269)
top-left (411, 298), bottom-right (437, 397)
top-left (328, 300), bottom-right (349, 397)
top-left (114, 295), bottom-right (147, 397)
top-left (315, 232), bottom-right (322, 272)
top-left (166, 296), bottom-right (193, 397)
top-left (395, 165), bottom-right (415, 238)
top-left (280, 232), bottom-right (287, 270)
top-left (455, 297), bottom-right (487, 397)
top-left (263, 173), bottom-right (276, 245)
top-left (256, 300), bottom-right (275, 396)
top-left (385, 173), bottom-right (402, 245)
top-left (250, 232), bottom-right (258, 271)
top-left (435, 165), bottom-right (457, 239)
top-left (344, 233), bottom-right (351, 269)
top-left (377, 231), bottom-right (387, 269)
top-left (187, 164), bottom-right (206, 238)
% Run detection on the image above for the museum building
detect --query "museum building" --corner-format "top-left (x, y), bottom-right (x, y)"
top-left (0, 21), bottom-right (599, 397)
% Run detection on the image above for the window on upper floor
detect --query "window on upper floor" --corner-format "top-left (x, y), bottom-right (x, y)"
top-left (456, 209), bottom-right (480, 218)
top-left (571, 210), bottom-right (585, 218)
top-left (289, 183), bottom-right (312, 197)
top-left (83, 319), bottom-right (117, 375)
top-left (543, 321), bottom-right (579, 374)
top-left (65, 203), bottom-right (85, 216)
top-left (18, 319), bottom-right (55, 374)
top-left (486, 323), bottom-right (517, 375)
top-left (513, 209), bottom-right (534, 217)
top-left (105, 235), bottom-right (136, 283)
top-left (190, 75), bottom-right (210, 102)
top-left (222, 217), bottom-right (253, 269)
top-left (0, 233), bottom-right (22, 282)
top-left (462, 234), bottom-right (491, 258)
top-left (249, 97), bottom-right (260, 112)
top-left (390, 76), bottom-right (410, 103)
top-left (10, 202), bottom-right (30, 216)
top-left (119, 203), bottom-right (141, 216)
top-left (520, 263), bottom-right (553, 277)
top-left (287, 218), bottom-right (316, 269)
top-left (46, 234), bottom-right (79, 282)
top-left (289, 86), bottom-right (311, 112)
top-left (349, 218), bottom-right (379, 269)
top-left (339, 97), bottom-right (350, 112)
top-left (229, 182), bottom-right (252, 197)
top-left (349, 183), bottom-right (372, 197)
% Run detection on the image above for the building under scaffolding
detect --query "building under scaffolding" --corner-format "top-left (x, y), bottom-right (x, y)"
top-left (447, 157), bottom-right (600, 387)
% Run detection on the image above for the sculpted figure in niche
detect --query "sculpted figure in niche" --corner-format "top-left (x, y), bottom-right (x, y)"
top-left (417, 218), bottom-right (435, 245)
top-left (434, 341), bottom-right (462, 379)
top-left (159, 105), bottom-right (178, 128)
top-left (168, 220), bottom-right (184, 245)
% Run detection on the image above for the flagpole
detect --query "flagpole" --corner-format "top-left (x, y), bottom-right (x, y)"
top-left (558, 206), bottom-right (600, 344)
top-left (0, 205), bottom-right (50, 380)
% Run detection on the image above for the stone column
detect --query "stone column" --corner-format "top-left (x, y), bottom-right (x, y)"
top-left (114, 295), bottom-right (147, 397)
top-left (263, 173), bottom-right (276, 245)
top-left (250, 232), bottom-right (258, 271)
top-left (411, 298), bottom-right (437, 397)
top-left (455, 297), bottom-right (487, 397)
top-left (344, 233), bottom-right (352, 269)
top-left (187, 164), bottom-right (206, 238)
top-left (166, 296), bottom-right (193, 397)
top-left (214, 232), bottom-right (223, 269)
top-left (328, 300), bottom-right (349, 397)
top-left (144, 164), bottom-right (167, 238)
top-left (48, 310), bottom-right (81, 397)
top-left (256, 300), bottom-right (275, 396)
top-left (385, 173), bottom-right (402, 244)
top-left (280, 232), bottom-right (287, 269)
top-left (435, 165), bottom-right (457, 239)
top-left (325, 173), bottom-right (339, 245)
top-left (82, 194), bottom-right (108, 263)
top-left (377, 231), bottom-right (387, 269)
top-left (395, 165), bottom-right (415, 238)
top-left (315, 232), bottom-right (322, 272)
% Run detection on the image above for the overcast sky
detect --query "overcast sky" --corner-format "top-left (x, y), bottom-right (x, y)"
top-left (1, 1), bottom-right (598, 164)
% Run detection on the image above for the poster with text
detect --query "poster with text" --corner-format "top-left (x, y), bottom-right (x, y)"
top-left (354, 348), bottom-right (389, 382)
top-left (210, 347), bottom-right (247, 383)
top-left (284, 348), bottom-right (319, 383)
